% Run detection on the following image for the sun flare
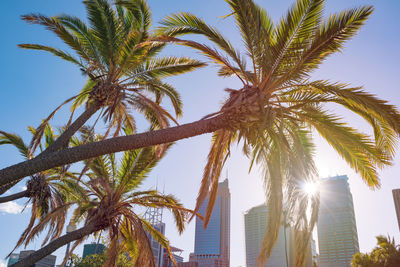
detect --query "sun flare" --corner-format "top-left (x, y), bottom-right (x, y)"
top-left (303, 181), bottom-right (319, 196)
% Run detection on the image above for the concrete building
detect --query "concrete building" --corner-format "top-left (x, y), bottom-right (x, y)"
top-left (82, 243), bottom-right (105, 259)
top-left (317, 175), bottom-right (359, 267)
top-left (191, 179), bottom-right (230, 267)
top-left (18, 250), bottom-right (56, 267)
top-left (392, 189), bottom-right (400, 232)
top-left (244, 205), bottom-right (295, 267)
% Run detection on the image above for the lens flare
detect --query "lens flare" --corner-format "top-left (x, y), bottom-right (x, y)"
top-left (303, 181), bottom-right (318, 196)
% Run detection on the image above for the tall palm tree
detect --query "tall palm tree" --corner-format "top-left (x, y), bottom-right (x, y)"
top-left (0, 0), bottom-right (205, 194)
top-left (10, 132), bottom-right (195, 267)
top-left (0, 126), bottom-right (82, 258)
top-left (155, 0), bottom-right (398, 265)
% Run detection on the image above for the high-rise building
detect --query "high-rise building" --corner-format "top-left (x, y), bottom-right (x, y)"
top-left (18, 250), bottom-right (56, 267)
top-left (317, 175), bottom-right (359, 267)
top-left (191, 179), bottom-right (230, 267)
top-left (244, 204), bottom-right (295, 267)
top-left (392, 189), bottom-right (400, 232)
top-left (82, 243), bottom-right (106, 259)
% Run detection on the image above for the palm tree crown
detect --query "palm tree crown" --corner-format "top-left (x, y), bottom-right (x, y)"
top-left (0, 125), bottom-right (81, 256)
top-left (157, 0), bottom-right (400, 265)
top-left (19, 0), bottom-right (205, 154)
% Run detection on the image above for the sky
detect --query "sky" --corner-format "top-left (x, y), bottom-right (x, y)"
top-left (1, 0), bottom-right (400, 266)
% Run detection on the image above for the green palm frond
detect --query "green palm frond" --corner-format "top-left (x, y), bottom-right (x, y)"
top-left (71, 79), bottom-right (97, 111)
top-left (261, 0), bottom-right (324, 87)
top-left (0, 131), bottom-right (30, 158)
top-left (225, 0), bottom-right (274, 81)
top-left (129, 56), bottom-right (206, 80)
top-left (21, 13), bottom-right (92, 62)
top-left (279, 6), bottom-right (373, 84)
top-left (299, 106), bottom-right (387, 187)
top-left (84, 0), bottom-right (120, 68)
top-left (18, 44), bottom-right (83, 67)
top-left (158, 12), bottom-right (247, 83)
top-left (139, 78), bottom-right (183, 117)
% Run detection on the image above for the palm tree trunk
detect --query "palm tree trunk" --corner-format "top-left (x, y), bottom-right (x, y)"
top-left (0, 106), bottom-right (99, 195)
top-left (0, 114), bottom-right (228, 190)
top-left (40, 105), bottom-right (99, 156)
top-left (0, 190), bottom-right (28, 203)
top-left (10, 223), bottom-right (100, 267)
top-left (0, 182), bottom-right (19, 195)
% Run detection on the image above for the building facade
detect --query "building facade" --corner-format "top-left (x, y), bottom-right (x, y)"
top-left (392, 189), bottom-right (400, 232)
top-left (318, 175), bottom-right (360, 267)
top-left (82, 243), bottom-right (106, 259)
top-left (244, 205), bottom-right (295, 267)
top-left (192, 179), bottom-right (230, 267)
top-left (18, 250), bottom-right (56, 267)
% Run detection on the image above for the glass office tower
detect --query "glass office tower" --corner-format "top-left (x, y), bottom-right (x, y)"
top-left (244, 205), bottom-right (296, 267)
top-left (318, 175), bottom-right (359, 267)
top-left (192, 179), bottom-right (230, 267)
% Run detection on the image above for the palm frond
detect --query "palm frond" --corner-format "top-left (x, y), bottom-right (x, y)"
top-left (0, 131), bottom-right (30, 158)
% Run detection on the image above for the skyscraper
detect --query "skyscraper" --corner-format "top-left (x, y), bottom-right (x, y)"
top-left (192, 179), bottom-right (230, 267)
top-left (392, 189), bottom-right (400, 232)
top-left (318, 175), bottom-right (359, 267)
top-left (244, 204), bottom-right (295, 267)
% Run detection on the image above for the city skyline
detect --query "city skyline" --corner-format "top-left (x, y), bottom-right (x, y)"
top-left (1, 0), bottom-right (400, 266)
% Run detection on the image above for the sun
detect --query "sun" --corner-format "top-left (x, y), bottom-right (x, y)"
top-left (303, 181), bottom-right (319, 196)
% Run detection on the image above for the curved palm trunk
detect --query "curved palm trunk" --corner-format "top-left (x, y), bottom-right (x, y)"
top-left (0, 106), bottom-right (99, 195)
top-left (0, 182), bottom-right (19, 195)
top-left (40, 105), bottom-right (99, 156)
top-left (0, 114), bottom-right (228, 191)
top-left (10, 223), bottom-right (100, 267)
top-left (0, 190), bottom-right (28, 203)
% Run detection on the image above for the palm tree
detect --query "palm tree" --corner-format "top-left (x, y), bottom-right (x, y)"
top-left (0, 126), bottom-right (83, 258)
top-left (1, 0), bottom-right (400, 264)
top-left (352, 235), bottom-right (400, 267)
top-left (10, 132), bottom-right (194, 267)
top-left (155, 0), bottom-right (398, 265)
top-left (0, 0), bottom-right (205, 194)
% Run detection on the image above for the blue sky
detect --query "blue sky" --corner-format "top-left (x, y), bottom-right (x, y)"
top-left (1, 0), bottom-right (400, 266)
